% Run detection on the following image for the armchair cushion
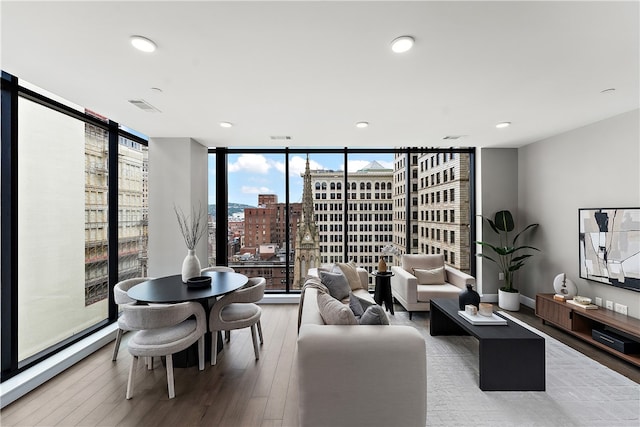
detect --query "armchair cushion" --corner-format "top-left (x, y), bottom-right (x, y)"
top-left (319, 271), bottom-right (351, 301)
top-left (413, 266), bottom-right (445, 285)
top-left (402, 254), bottom-right (445, 273)
top-left (317, 292), bottom-right (358, 325)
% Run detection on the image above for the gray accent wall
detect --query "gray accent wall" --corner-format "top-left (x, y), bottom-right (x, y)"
top-left (518, 109), bottom-right (640, 319)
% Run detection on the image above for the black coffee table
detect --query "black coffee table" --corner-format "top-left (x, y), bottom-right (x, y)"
top-left (430, 298), bottom-right (545, 391)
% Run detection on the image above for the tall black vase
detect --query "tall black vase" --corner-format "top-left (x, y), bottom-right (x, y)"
top-left (459, 284), bottom-right (480, 310)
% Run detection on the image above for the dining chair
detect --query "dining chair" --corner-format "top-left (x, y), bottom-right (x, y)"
top-left (201, 266), bottom-right (235, 273)
top-left (209, 276), bottom-right (266, 365)
top-left (112, 277), bottom-right (154, 361)
top-left (123, 301), bottom-right (207, 399)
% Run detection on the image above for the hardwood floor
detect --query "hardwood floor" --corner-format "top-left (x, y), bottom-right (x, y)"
top-left (1, 302), bottom-right (638, 426)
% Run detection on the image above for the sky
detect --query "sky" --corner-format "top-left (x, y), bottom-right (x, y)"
top-left (208, 153), bottom-right (394, 206)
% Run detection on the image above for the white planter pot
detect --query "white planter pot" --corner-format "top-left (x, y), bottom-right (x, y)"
top-left (181, 249), bottom-right (201, 282)
top-left (498, 288), bottom-right (520, 311)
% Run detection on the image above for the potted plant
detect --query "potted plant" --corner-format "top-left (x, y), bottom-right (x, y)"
top-left (175, 202), bottom-right (208, 282)
top-left (477, 210), bottom-right (539, 311)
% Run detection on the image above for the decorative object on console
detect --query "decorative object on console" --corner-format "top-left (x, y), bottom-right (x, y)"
top-left (459, 283), bottom-right (481, 310)
top-left (476, 209), bottom-right (540, 311)
top-left (457, 310), bottom-right (507, 326)
top-left (553, 273), bottom-right (577, 300)
top-left (579, 208), bottom-right (640, 293)
top-left (567, 298), bottom-right (598, 310)
top-left (175, 202), bottom-right (208, 282)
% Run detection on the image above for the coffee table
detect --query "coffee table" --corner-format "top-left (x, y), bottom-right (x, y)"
top-left (430, 298), bottom-right (545, 391)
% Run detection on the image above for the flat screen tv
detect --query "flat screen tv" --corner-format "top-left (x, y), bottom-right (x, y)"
top-left (579, 208), bottom-right (640, 292)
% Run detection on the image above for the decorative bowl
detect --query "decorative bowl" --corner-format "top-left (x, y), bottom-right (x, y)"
top-left (186, 276), bottom-right (212, 288)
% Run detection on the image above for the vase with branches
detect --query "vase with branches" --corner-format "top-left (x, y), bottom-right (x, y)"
top-left (175, 203), bottom-right (208, 282)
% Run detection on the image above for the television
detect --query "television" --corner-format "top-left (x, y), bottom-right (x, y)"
top-left (579, 208), bottom-right (640, 292)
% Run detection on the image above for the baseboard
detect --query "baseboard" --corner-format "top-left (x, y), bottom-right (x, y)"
top-left (260, 294), bottom-right (300, 304)
top-left (480, 293), bottom-right (536, 310)
top-left (0, 324), bottom-right (117, 409)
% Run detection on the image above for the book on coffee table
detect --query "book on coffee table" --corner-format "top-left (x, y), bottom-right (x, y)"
top-left (457, 310), bottom-right (508, 326)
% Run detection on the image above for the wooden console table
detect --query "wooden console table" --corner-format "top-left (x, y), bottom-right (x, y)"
top-left (535, 293), bottom-right (640, 367)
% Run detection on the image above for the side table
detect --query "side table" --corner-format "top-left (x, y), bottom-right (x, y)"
top-left (373, 271), bottom-right (395, 315)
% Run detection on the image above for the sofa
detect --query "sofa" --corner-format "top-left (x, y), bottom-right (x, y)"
top-left (391, 254), bottom-right (475, 319)
top-left (297, 265), bottom-right (427, 427)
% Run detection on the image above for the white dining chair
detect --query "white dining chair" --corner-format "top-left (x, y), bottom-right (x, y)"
top-left (209, 277), bottom-right (266, 365)
top-left (123, 301), bottom-right (207, 399)
top-left (112, 277), bottom-right (154, 361)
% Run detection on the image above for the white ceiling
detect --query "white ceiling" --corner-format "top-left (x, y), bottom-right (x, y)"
top-left (1, 1), bottom-right (638, 149)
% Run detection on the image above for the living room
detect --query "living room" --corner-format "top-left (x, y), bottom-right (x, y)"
top-left (1, 1), bottom-right (639, 426)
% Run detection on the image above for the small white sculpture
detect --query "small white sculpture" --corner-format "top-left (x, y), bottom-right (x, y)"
top-left (553, 273), bottom-right (577, 299)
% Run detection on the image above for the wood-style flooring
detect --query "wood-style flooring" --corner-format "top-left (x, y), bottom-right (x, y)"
top-left (1, 302), bottom-right (638, 426)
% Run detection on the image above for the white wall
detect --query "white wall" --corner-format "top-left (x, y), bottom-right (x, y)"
top-left (148, 137), bottom-right (208, 277)
top-left (518, 109), bottom-right (640, 318)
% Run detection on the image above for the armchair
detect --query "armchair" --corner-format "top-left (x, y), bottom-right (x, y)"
top-left (391, 254), bottom-right (475, 319)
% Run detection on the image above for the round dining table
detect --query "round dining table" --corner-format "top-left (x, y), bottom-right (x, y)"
top-left (127, 271), bottom-right (248, 304)
top-left (126, 271), bottom-right (248, 367)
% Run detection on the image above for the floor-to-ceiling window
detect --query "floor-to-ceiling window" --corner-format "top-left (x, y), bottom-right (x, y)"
top-left (1, 73), bottom-right (148, 381)
top-left (208, 148), bottom-right (474, 293)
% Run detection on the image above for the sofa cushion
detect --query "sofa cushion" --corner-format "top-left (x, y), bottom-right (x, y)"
top-left (336, 262), bottom-right (363, 291)
top-left (416, 283), bottom-right (462, 302)
top-left (359, 305), bottom-right (390, 325)
top-left (319, 271), bottom-right (351, 301)
top-left (317, 292), bottom-right (358, 325)
top-left (348, 291), bottom-right (375, 317)
top-left (413, 266), bottom-right (445, 285)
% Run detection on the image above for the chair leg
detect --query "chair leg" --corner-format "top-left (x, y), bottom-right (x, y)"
top-left (257, 320), bottom-right (264, 345)
top-left (126, 355), bottom-right (138, 400)
top-left (225, 330), bottom-right (230, 342)
top-left (409, 312), bottom-right (413, 320)
top-left (112, 329), bottom-right (123, 361)
top-left (198, 335), bottom-right (205, 371)
top-left (250, 324), bottom-right (260, 360)
top-left (211, 331), bottom-right (218, 366)
top-left (166, 354), bottom-right (175, 399)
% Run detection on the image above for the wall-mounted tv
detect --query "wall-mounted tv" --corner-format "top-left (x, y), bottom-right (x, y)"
top-left (579, 208), bottom-right (640, 292)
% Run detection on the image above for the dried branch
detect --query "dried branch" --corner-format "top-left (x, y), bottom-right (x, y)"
top-left (174, 202), bottom-right (208, 250)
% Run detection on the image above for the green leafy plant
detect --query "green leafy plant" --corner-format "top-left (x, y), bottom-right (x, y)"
top-left (174, 202), bottom-right (208, 250)
top-left (477, 210), bottom-right (539, 293)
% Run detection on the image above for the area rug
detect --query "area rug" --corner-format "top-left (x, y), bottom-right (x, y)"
top-left (397, 311), bottom-right (640, 427)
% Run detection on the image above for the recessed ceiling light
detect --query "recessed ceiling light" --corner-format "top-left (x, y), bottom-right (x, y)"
top-left (130, 35), bottom-right (157, 53)
top-left (355, 121), bottom-right (369, 128)
top-left (495, 122), bottom-right (511, 129)
top-left (220, 122), bottom-right (233, 128)
top-left (390, 36), bottom-right (414, 53)
top-left (600, 88), bottom-right (616, 93)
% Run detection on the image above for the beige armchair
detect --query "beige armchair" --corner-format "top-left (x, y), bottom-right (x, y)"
top-left (391, 254), bottom-right (475, 319)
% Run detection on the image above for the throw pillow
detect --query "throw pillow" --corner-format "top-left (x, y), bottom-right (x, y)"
top-left (348, 292), bottom-right (376, 317)
top-left (336, 262), bottom-right (363, 291)
top-left (359, 305), bottom-right (390, 325)
top-left (413, 266), bottom-right (446, 285)
top-left (319, 270), bottom-right (351, 301)
top-left (317, 292), bottom-right (358, 325)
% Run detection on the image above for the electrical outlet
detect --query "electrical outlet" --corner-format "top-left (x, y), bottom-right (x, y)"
top-left (605, 300), bottom-right (614, 310)
top-left (614, 303), bottom-right (628, 315)
top-left (498, 272), bottom-right (504, 281)
top-left (595, 297), bottom-right (602, 306)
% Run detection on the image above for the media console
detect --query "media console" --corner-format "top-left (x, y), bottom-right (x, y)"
top-left (535, 293), bottom-right (640, 367)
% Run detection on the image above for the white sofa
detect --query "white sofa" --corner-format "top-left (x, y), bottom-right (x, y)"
top-left (391, 254), bottom-right (475, 319)
top-left (297, 267), bottom-right (427, 427)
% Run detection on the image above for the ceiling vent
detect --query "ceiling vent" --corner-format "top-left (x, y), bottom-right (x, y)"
top-left (442, 135), bottom-right (466, 140)
top-left (128, 99), bottom-right (161, 112)
top-left (270, 136), bottom-right (292, 140)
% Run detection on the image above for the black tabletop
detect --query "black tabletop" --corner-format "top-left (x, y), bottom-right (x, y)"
top-left (127, 271), bottom-right (248, 304)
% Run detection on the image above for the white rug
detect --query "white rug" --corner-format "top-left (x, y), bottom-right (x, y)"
top-left (400, 311), bottom-right (640, 426)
